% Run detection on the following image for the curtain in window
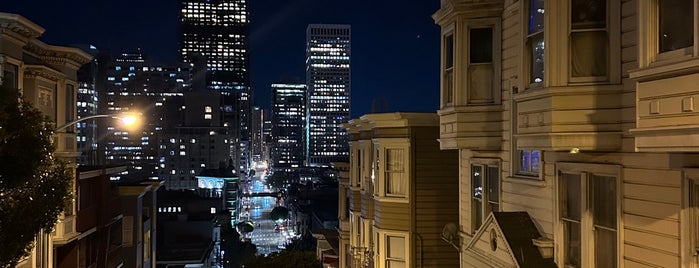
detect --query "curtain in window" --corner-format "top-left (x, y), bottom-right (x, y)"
top-left (386, 149), bottom-right (405, 196)
top-left (571, 31), bottom-right (607, 77)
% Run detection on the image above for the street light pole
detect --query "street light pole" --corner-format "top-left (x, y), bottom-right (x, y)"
top-left (55, 113), bottom-right (139, 132)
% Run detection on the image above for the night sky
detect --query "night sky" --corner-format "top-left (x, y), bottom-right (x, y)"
top-left (2, 0), bottom-right (441, 118)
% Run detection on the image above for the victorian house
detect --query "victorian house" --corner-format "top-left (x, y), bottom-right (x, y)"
top-left (433, 0), bottom-right (699, 267)
top-left (342, 113), bottom-right (460, 268)
top-left (1, 12), bottom-right (161, 268)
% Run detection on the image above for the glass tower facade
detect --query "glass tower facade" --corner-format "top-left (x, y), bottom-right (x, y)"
top-left (180, 0), bottom-right (252, 174)
top-left (180, 0), bottom-right (249, 91)
top-left (271, 83), bottom-right (307, 170)
top-left (305, 24), bottom-right (351, 166)
top-left (101, 51), bottom-right (190, 180)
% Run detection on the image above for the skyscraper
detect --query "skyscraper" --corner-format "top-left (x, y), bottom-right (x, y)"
top-left (100, 51), bottom-right (190, 180)
top-left (271, 82), bottom-right (307, 170)
top-left (179, 0), bottom-right (249, 91)
top-left (180, 0), bottom-right (253, 174)
top-left (305, 24), bottom-right (351, 166)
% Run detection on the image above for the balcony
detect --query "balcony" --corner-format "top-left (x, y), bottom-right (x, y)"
top-left (629, 59), bottom-right (699, 152)
top-left (52, 214), bottom-right (78, 244)
top-left (513, 85), bottom-right (624, 151)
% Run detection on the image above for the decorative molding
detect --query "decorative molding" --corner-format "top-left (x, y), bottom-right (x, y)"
top-left (24, 66), bottom-right (63, 81)
top-left (0, 21), bottom-right (42, 39)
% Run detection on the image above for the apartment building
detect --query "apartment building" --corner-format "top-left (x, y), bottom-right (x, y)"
top-left (342, 113), bottom-right (459, 268)
top-left (0, 12), bottom-right (93, 268)
top-left (433, 0), bottom-right (699, 267)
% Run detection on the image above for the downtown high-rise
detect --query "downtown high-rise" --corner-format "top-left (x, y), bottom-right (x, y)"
top-left (100, 51), bottom-right (190, 180)
top-left (271, 82), bottom-right (306, 170)
top-left (180, 0), bottom-right (253, 174)
top-left (305, 24), bottom-right (351, 166)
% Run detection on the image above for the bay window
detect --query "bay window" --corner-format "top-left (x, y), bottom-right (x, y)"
top-left (385, 148), bottom-right (406, 197)
top-left (570, 0), bottom-right (608, 80)
top-left (374, 139), bottom-right (410, 200)
top-left (526, 0), bottom-right (545, 87)
top-left (443, 33), bottom-right (454, 106)
top-left (465, 23), bottom-right (499, 105)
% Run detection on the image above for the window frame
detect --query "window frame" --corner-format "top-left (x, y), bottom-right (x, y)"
top-left (471, 158), bottom-right (501, 233)
top-left (555, 162), bottom-right (622, 268)
top-left (524, 0), bottom-right (546, 89)
top-left (514, 149), bottom-right (542, 179)
top-left (461, 18), bottom-right (502, 105)
top-left (638, 0), bottom-right (699, 68)
top-left (359, 140), bottom-right (373, 193)
top-left (350, 141), bottom-right (361, 188)
top-left (567, 0), bottom-right (618, 83)
top-left (376, 229), bottom-right (410, 268)
top-left (683, 169), bottom-right (699, 268)
top-left (373, 138), bottom-right (411, 202)
top-left (441, 24), bottom-right (456, 108)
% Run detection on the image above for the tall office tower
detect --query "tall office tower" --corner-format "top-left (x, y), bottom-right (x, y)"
top-left (76, 45), bottom-right (100, 165)
top-left (271, 82), bottom-right (307, 171)
top-left (180, 0), bottom-right (252, 174)
top-left (305, 24), bottom-right (351, 166)
top-left (100, 51), bottom-right (190, 180)
top-left (159, 90), bottom-right (230, 191)
top-left (262, 109), bottom-right (273, 165)
top-left (251, 106), bottom-right (263, 167)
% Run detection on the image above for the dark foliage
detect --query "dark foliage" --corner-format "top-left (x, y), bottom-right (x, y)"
top-left (286, 232), bottom-right (317, 252)
top-left (242, 250), bottom-right (322, 268)
top-left (0, 84), bottom-right (73, 266)
top-left (220, 216), bottom-right (257, 268)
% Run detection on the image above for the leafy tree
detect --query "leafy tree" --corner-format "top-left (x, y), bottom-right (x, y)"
top-left (270, 206), bottom-right (289, 222)
top-left (286, 232), bottom-right (317, 252)
top-left (242, 250), bottom-right (321, 268)
top-left (0, 84), bottom-right (73, 267)
top-left (220, 217), bottom-right (257, 268)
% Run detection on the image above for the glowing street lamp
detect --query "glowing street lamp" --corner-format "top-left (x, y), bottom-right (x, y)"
top-left (55, 112), bottom-right (141, 132)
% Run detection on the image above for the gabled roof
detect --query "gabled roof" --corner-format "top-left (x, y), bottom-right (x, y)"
top-left (464, 211), bottom-right (556, 268)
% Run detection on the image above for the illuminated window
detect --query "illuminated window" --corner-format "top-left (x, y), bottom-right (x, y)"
top-left (471, 159), bottom-right (499, 231)
top-left (205, 106), bottom-right (212, 113)
top-left (517, 149), bottom-right (541, 177)
top-left (205, 114), bottom-right (212, 119)
top-left (526, 0), bottom-right (545, 86)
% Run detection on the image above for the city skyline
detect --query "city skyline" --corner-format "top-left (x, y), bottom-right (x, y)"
top-left (1, 0), bottom-right (441, 118)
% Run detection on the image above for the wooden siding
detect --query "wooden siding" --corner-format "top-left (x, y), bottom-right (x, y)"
top-left (413, 127), bottom-right (460, 268)
top-left (349, 189), bottom-right (361, 213)
top-left (622, 167), bottom-right (682, 267)
top-left (431, 0), bottom-right (699, 266)
top-left (374, 200), bottom-right (410, 231)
